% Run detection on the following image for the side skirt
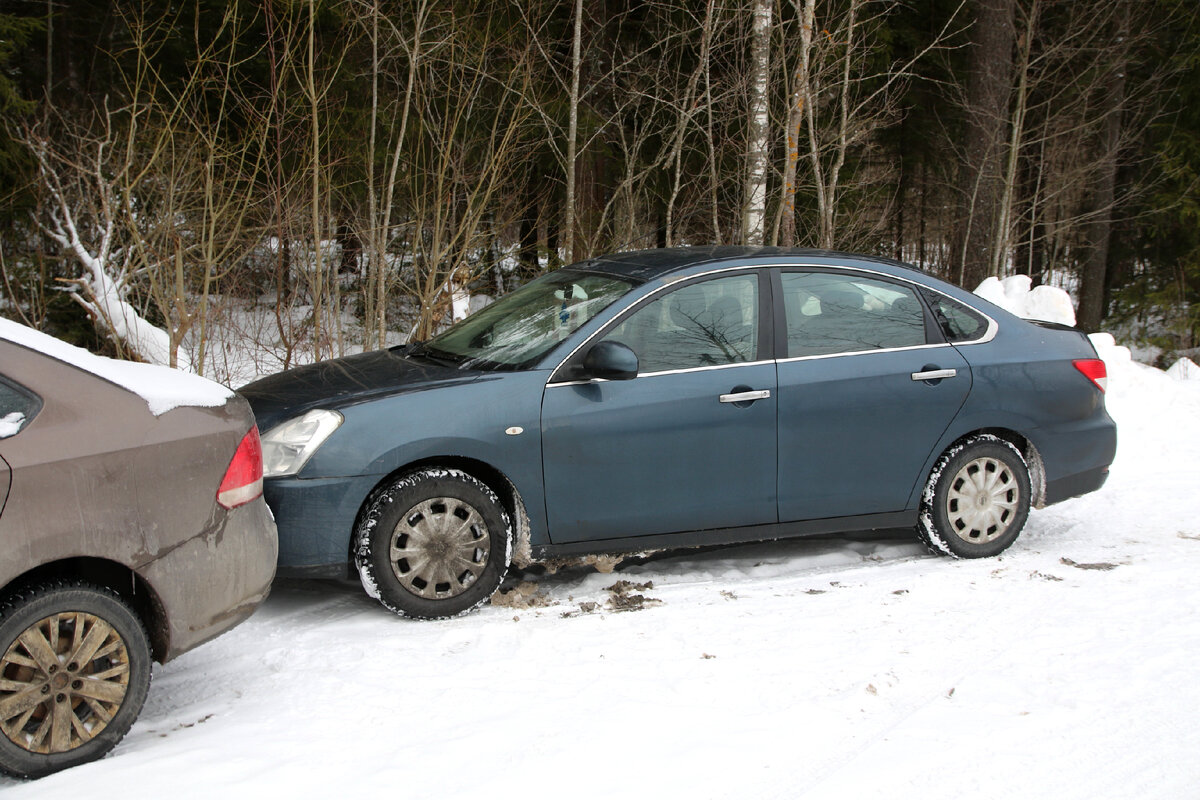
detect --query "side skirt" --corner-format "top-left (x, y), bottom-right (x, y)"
top-left (532, 511), bottom-right (918, 560)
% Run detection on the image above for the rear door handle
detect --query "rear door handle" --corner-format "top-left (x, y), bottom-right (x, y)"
top-left (720, 390), bottom-right (771, 403)
top-left (911, 368), bottom-right (957, 381)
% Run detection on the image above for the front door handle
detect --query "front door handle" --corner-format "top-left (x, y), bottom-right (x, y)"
top-left (720, 389), bottom-right (771, 403)
top-left (911, 368), bottom-right (957, 382)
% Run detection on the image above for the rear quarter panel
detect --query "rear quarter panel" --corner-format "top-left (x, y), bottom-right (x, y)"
top-left (914, 309), bottom-right (1116, 505)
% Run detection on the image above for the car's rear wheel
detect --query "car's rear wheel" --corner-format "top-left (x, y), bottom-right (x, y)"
top-left (919, 435), bottom-right (1031, 558)
top-left (0, 582), bottom-right (152, 779)
top-left (354, 468), bottom-right (512, 618)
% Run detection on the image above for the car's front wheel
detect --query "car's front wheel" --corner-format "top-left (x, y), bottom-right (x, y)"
top-left (919, 435), bottom-right (1031, 558)
top-left (354, 468), bottom-right (512, 618)
top-left (0, 581), bottom-right (152, 779)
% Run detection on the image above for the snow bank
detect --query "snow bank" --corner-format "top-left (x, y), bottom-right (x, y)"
top-left (974, 274), bottom-right (1076, 326)
top-left (1167, 357), bottom-right (1200, 381)
top-left (973, 280), bottom-right (1199, 390)
top-left (0, 318), bottom-right (233, 416)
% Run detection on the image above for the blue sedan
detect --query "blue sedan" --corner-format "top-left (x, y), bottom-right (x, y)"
top-left (240, 247), bottom-right (1116, 618)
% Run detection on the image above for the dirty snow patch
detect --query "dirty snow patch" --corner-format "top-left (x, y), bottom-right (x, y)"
top-left (0, 318), bottom-right (233, 416)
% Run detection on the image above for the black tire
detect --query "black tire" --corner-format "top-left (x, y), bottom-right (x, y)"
top-left (918, 435), bottom-right (1031, 559)
top-left (354, 468), bottom-right (512, 619)
top-left (0, 581), bottom-right (152, 779)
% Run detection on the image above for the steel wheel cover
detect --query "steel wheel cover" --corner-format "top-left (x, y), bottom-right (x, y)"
top-left (389, 496), bottom-right (491, 600)
top-left (0, 611), bottom-right (131, 754)
top-left (945, 456), bottom-right (1021, 543)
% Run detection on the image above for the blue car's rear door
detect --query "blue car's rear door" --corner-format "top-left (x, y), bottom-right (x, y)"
top-left (774, 269), bottom-right (971, 521)
top-left (541, 270), bottom-right (777, 544)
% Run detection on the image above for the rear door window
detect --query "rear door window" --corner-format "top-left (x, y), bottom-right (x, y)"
top-left (781, 271), bottom-right (927, 358)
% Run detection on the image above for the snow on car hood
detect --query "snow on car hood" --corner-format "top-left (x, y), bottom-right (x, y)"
top-left (0, 318), bottom-right (234, 416)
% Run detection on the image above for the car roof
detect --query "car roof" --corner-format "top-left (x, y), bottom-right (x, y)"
top-left (573, 246), bottom-right (924, 282)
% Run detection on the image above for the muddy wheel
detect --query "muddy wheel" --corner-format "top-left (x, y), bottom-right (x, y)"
top-left (354, 468), bottom-right (512, 619)
top-left (0, 582), bottom-right (151, 779)
top-left (918, 435), bottom-right (1031, 558)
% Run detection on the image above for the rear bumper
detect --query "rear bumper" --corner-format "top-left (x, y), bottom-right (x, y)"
top-left (138, 497), bottom-right (278, 662)
top-left (1044, 465), bottom-right (1110, 506)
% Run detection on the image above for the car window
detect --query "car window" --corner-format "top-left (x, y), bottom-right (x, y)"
top-left (924, 291), bottom-right (989, 342)
top-left (0, 376), bottom-right (40, 439)
top-left (419, 269), bottom-right (637, 369)
top-left (781, 271), bottom-right (926, 358)
top-left (601, 273), bottom-right (759, 373)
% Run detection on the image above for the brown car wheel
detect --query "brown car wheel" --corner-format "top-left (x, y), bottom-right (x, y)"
top-left (354, 468), bottom-right (513, 619)
top-left (0, 581), bottom-right (152, 779)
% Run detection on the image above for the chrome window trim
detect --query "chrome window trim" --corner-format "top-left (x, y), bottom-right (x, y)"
top-left (544, 260), bottom-right (999, 388)
top-left (547, 358), bottom-right (775, 388)
top-left (776, 342), bottom-right (953, 365)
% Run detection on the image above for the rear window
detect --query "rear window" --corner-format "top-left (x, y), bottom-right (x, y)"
top-left (924, 292), bottom-right (989, 343)
top-left (0, 376), bottom-right (41, 438)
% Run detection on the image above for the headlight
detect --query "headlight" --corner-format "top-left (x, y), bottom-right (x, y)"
top-left (260, 409), bottom-right (344, 477)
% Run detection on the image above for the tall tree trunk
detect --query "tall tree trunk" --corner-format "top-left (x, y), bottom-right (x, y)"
top-left (563, 0), bottom-right (583, 264)
top-left (743, 0), bottom-right (771, 246)
top-left (780, 0), bottom-right (815, 248)
top-left (990, 0), bottom-right (1038, 280)
top-left (952, 0), bottom-right (1015, 288)
top-left (1077, 3), bottom-right (1129, 332)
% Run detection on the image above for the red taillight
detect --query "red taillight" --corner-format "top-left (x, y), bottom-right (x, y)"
top-left (218, 426), bottom-right (264, 509)
top-left (1073, 358), bottom-right (1108, 393)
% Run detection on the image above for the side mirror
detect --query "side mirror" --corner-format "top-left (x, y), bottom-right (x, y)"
top-left (582, 341), bottom-right (639, 381)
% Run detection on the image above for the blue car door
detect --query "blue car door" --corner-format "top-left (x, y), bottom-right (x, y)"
top-left (774, 269), bottom-right (971, 521)
top-left (541, 271), bottom-right (777, 543)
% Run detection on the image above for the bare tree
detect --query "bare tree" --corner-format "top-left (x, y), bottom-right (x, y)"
top-left (743, 0), bottom-right (772, 245)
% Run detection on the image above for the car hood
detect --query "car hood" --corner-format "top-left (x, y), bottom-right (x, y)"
top-left (239, 348), bottom-right (481, 431)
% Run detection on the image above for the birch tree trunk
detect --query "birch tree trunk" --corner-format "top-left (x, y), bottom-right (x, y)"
top-left (743, 0), bottom-right (771, 246)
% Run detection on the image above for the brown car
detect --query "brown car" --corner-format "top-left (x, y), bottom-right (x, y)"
top-left (0, 325), bottom-right (277, 778)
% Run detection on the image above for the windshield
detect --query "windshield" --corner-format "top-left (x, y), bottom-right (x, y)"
top-left (415, 270), bottom-right (638, 369)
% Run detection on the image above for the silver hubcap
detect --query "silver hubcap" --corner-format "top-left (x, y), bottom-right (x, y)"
top-left (945, 456), bottom-right (1020, 543)
top-left (389, 497), bottom-right (490, 599)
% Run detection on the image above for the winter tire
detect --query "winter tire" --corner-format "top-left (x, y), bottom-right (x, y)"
top-left (355, 468), bottom-right (512, 619)
top-left (0, 582), bottom-right (152, 779)
top-left (918, 434), bottom-right (1031, 558)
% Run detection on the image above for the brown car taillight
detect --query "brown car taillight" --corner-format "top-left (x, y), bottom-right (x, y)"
top-left (1073, 358), bottom-right (1108, 393)
top-left (217, 426), bottom-right (265, 509)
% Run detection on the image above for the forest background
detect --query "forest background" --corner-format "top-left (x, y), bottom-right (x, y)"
top-left (0, 0), bottom-right (1197, 382)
